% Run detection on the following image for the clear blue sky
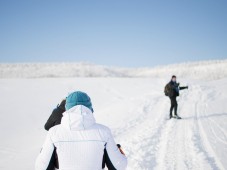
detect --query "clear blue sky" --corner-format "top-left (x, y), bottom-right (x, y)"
top-left (0, 0), bottom-right (226, 67)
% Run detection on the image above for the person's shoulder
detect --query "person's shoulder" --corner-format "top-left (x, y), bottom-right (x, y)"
top-left (168, 81), bottom-right (175, 87)
top-left (94, 123), bottom-right (110, 131)
top-left (48, 124), bottom-right (69, 141)
top-left (93, 123), bottom-right (112, 135)
top-left (93, 123), bottom-right (113, 140)
top-left (48, 124), bottom-right (61, 135)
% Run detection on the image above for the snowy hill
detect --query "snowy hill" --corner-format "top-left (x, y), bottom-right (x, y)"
top-left (0, 62), bottom-right (131, 78)
top-left (0, 59), bottom-right (227, 80)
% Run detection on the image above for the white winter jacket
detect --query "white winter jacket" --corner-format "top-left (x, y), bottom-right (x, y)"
top-left (35, 105), bottom-right (127, 170)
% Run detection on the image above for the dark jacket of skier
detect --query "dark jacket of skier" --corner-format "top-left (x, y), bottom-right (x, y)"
top-left (44, 99), bottom-right (66, 170)
top-left (167, 80), bottom-right (188, 98)
top-left (167, 75), bottom-right (188, 119)
top-left (44, 99), bottom-right (66, 131)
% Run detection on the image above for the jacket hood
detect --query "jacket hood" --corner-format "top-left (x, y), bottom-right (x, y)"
top-left (61, 105), bottom-right (96, 131)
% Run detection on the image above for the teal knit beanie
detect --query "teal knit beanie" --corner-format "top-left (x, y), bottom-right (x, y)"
top-left (65, 91), bottom-right (94, 112)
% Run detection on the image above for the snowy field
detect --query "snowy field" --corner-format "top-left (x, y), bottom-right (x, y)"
top-left (0, 61), bottom-right (227, 170)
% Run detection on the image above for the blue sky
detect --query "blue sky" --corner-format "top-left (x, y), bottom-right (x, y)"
top-left (0, 0), bottom-right (226, 67)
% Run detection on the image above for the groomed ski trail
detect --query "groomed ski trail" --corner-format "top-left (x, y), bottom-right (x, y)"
top-left (116, 95), bottom-right (169, 170)
top-left (116, 83), bottom-right (227, 170)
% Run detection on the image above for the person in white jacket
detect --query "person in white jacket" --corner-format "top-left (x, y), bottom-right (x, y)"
top-left (35, 91), bottom-right (127, 170)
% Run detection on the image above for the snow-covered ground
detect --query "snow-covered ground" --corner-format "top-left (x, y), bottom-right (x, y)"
top-left (0, 61), bottom-right (227, 170)
top-left (1, 59), bottom-right (227, 80)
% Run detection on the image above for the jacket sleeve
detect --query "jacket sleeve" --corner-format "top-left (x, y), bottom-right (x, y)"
top-left (35, 133), bottom-right (54, 170)
top-left (179, 86), bottom-right (188, 90)
top-left (44, 108), bottom-right (63, 131)
top-left (105, 129), bottom-right (127, 170)
top-left (44, 110), bottom-right (56, 131)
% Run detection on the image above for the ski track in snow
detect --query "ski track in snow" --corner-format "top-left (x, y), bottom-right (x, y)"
top-left (114, 82), bottom-right (227, 170)
top-left (115, 95), bottom-right (168, 170)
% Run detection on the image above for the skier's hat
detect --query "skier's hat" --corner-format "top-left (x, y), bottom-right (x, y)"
top-left (65, 91), bottom-right (94, 112)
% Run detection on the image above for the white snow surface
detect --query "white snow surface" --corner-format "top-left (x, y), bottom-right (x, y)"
top-left (1, 59), bottom-right (227, 80)
top-left (0, 61), bottom-right (227, 170)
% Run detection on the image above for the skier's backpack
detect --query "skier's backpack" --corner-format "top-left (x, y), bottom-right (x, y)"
top-left (164, 83), bottom-right (171, 96)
